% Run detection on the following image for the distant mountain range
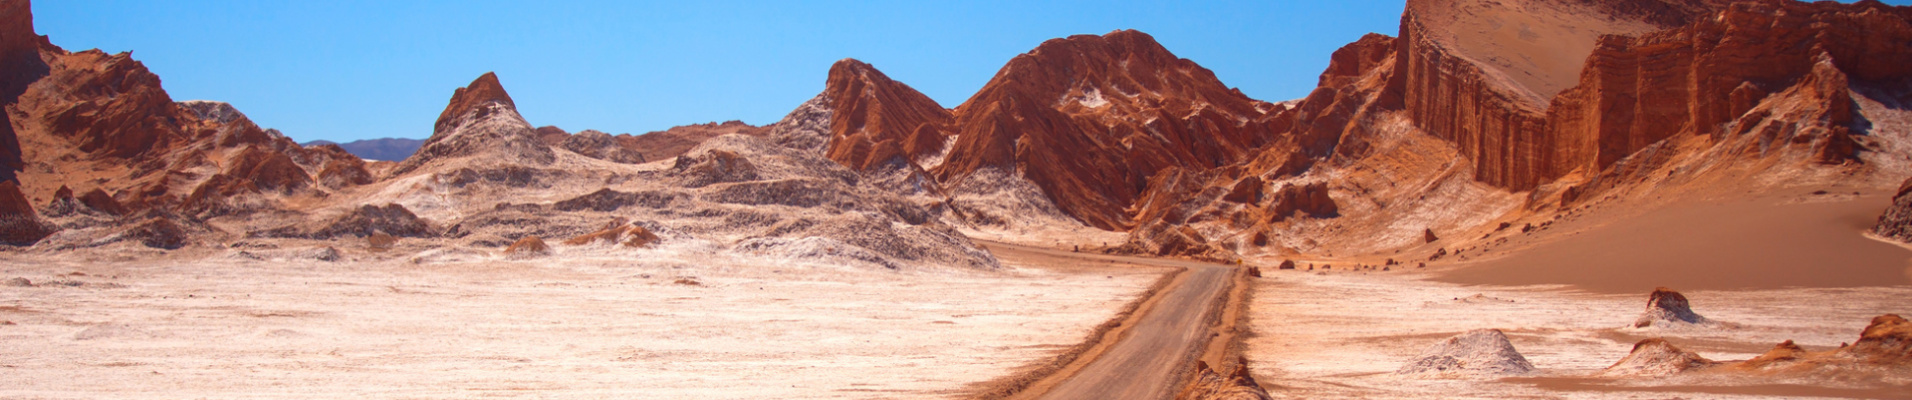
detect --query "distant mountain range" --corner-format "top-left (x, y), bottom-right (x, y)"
top-left (302, 138), bottom-right (425, 162)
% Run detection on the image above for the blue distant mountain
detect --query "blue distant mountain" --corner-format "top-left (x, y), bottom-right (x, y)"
top-left (302, 138), bottom-right (425, 162)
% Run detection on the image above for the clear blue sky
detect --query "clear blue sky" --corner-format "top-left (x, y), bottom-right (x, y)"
top-left (32, 1), bottom-right (1910, 143)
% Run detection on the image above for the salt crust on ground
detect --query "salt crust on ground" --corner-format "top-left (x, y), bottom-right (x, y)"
top-left (1245, 270), bottom-right (1911, 399)
top-left (0, 250), bottom-right (1154, 399)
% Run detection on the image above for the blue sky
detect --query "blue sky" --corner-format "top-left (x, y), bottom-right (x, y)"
top-left (32, 1), bottom-right (1911, 143)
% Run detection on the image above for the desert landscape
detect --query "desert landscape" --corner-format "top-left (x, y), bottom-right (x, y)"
top-left (4, 0), bottom-right (1911, 399)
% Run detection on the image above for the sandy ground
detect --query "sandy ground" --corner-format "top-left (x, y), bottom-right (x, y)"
top-left (1439, 194), bottom-right (1912, 293)
top-left (0, 248), bottom-right (1156, 399)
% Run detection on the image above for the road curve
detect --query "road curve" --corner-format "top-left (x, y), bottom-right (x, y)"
top-left (981, 241), bottom-right (1236, 400)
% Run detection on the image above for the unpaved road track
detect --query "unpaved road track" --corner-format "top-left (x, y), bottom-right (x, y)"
top-left (982, 242), bottom-right (1235, 400)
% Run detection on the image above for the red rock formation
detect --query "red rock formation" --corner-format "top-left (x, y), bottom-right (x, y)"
top-left (0, 0), bottom-right (371, 237)
top-left (930, 30), bottom-right (1280, 230)
top-left (0, 180), bottom-right (53, 245)
top-left (821, 59), bottom-right (954, 171)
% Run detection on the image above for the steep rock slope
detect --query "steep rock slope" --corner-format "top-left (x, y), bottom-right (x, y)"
top-left (820, 59), bottom-right (954, 172)
top-left (1109, 0), bottom-right (1912, 259)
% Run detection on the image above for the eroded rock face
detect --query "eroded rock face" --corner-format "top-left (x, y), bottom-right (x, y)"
top-left (1600, 338), bottom-right (1717, 377)
top-left (822, 59), bottom-right (954, 171)
top-left (1265, 182), bottom-right (1338, 222)
top-left (1397, 329), bottom-right (1535, 378)
top-left (1633, 287), bottom-right (1711, 328)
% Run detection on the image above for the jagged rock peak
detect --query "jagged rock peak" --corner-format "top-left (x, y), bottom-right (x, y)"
top-left (821, 58), bottom-right (952, 171)
top-left (434, 72), bottom-right (516, 134)
top-left (392, 72), bottom-right (551, 175)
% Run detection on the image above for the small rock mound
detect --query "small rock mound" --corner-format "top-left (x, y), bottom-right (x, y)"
top-left (504, 236), bottom-right (550, 257)
top-left (1600, 338), bottom-right (1717, 377)
top-left (623, 225), bottom-right (661, 248)
top-left (293, 204), bottom-right (435, 239)
top-left (1632, 287), bottom-right (1710, 328)
top-left (1176, 358), bottom-right (1274, 400)
top-left (1840, 314), bottom-right (1911, 364)
top-left (1397, 329), bottom-right (1535, 378)
top-left (562, 224), bottom-right (628, 246)
top-left (1738, 340), bottom-right (1810, 370)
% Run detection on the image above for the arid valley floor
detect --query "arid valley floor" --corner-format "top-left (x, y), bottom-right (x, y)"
top-left (6, 0), bottom-right (1912, 398)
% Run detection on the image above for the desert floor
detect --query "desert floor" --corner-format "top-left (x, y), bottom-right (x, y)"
top-left (0, 245), bottom-right (1161, 399)
top-left (1246, 193), bottom-right (1912, 399)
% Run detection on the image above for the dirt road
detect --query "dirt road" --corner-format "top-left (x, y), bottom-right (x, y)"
top-left (981, 242), bottom-right (1236, 400)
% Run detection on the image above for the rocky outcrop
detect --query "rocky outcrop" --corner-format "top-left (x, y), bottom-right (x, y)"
top-left (1632, 287), bottom-right (1711, 328)
top-left (1843, 314), bottom-right (1911, 364)
top-left (1397, 329), bottom-right (1535, 378)
top-left (0, 181), bottom-right (54, 245)
top-left (821, 59), bottom-right (953, 171)
top-left (1872, 177), bottom-right (1912, 242)
top-left (1265, 182), bottom-right (1338, 222)
top-left (1599, 338), bottom-right (1717, 376)
top-left (670, 149), bottom-right (760, 188)
top-left (391, 72), bottom-right (553, 176)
